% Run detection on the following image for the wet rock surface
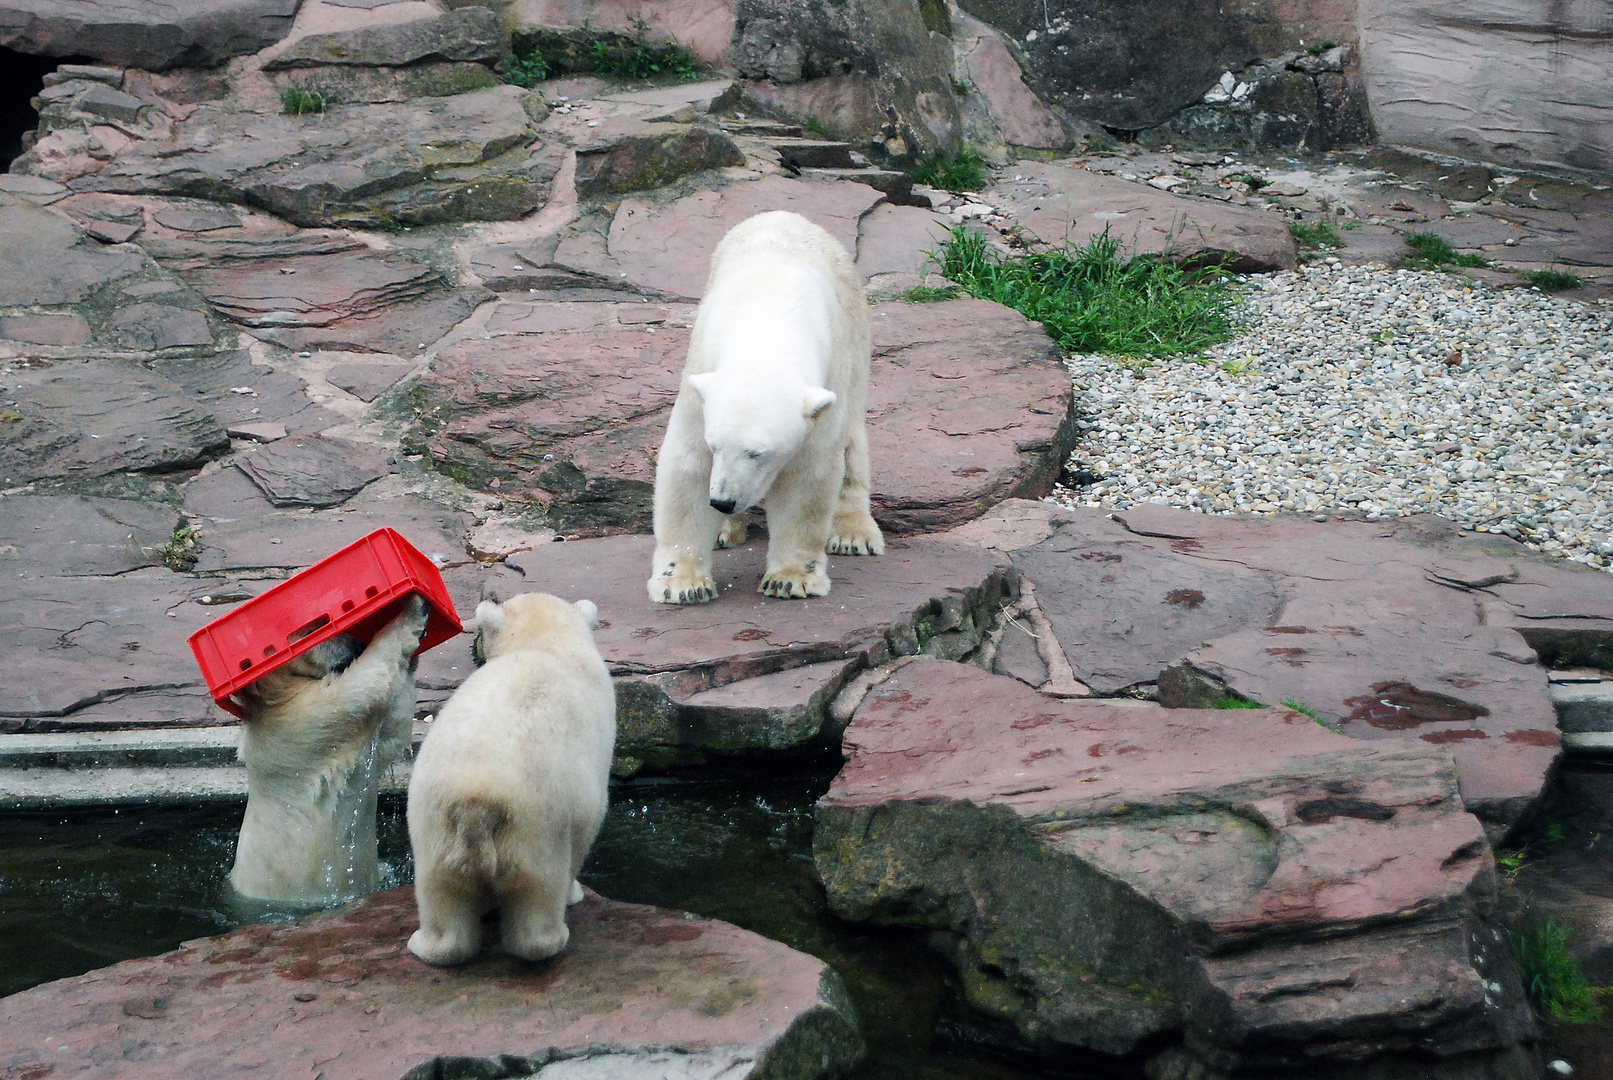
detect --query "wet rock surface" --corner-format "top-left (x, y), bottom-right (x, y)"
top-left (816, 657), bottom-right (1538, 1076)
top-left (986, 503), bottom-right (1585, 836)
top-left (0, 887), bottom-right (865, 1080)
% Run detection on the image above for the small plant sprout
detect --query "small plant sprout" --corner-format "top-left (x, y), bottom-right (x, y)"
top-left (1525, 268), bottom-right (1582, 292)
top-left (1283, 698), bottom-right (1340, 732)
top-left (1290, 219), bottom-right (1342, 250)
top-left (1512, 917), bottom-right (1602, 1024)
top-left (1212, 696), bottom-right (1265, 709)
top-left (1220, 356), bottom-right (1257, 376)
top-left (910, 149), bottom-right (989, 194)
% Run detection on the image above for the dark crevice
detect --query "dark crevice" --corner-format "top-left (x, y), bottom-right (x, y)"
top-left (1, 47), bottom-right (91, 171)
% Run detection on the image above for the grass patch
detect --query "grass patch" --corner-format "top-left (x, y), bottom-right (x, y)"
top-left (1084, 134), bottom-right (1115, 155)
top-left (936, 226), bottom-right (1239, 358)
top-left (899, 285), bottom-right (960, 303)
top-left (280, 87), bottom-right (327, 115)
top-left (1236, 172), bottom-right (1269, 191)
top-left (1290, 219), bottom-right (1341, 250)
top-left (1513, 918), bottom-right (1602, 1024)
top-left (1305, 39), bottom-right (1339, 55)
top-left (1525, 268), bottom-right (1583, 292)
top-left (803, 115), bottom-right (826, 135)
top-left (910, 149), bottom-right (989, 193)
top-left (949, 76), bottom-right (972, 96)
top-left (1212, 696), bottom-right (1266, 709)
top-left (509, 18), bottom-right (702, 84)
top-left (1404, 231), bottom-right (1490, 269)
top-left (1283, 697), bottom-right (1342, 732)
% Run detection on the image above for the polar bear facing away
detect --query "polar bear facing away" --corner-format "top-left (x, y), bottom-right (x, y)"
top-left (229, 595), bottom-right (426, 905)
top-left (647, 210), bottom-right (883, 604)
top-left (407, 592), bottom-right (616, 965)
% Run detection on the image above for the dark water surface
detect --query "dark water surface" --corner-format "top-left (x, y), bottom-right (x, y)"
top-left (0, 777), bottom-right (1115, 1080)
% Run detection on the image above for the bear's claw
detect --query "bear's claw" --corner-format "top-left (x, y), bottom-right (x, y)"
top-left (758, 570), bottom-right (830, 599)
top-left (647, 572), bottom-right (718, 604)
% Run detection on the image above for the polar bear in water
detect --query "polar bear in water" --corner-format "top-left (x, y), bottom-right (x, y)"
top-left (406, 592), bottom-right (616, 965)
top-left (647, 210), bottom-right (883, 604)
top-left (229, 594), bottom-right (426, 905)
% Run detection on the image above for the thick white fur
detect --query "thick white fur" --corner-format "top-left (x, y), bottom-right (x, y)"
top-left (229, 594), bottom-right (426, 905)
top-left (406, 593), bottom-right (616, 966)
top-left (647, 210), bottom-right (883, 604)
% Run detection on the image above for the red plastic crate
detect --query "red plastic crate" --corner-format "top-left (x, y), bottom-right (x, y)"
top-left (188, 528), bottom-right (463, 718)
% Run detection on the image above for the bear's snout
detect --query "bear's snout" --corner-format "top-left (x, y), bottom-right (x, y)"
top-left (710, 497), bottom-right (737, 514)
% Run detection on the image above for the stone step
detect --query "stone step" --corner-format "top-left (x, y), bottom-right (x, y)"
top-left (764, 138), bottom-right (863, 170)
top-left (1552, 672), bottom-right (1613, 754)
top-left (721, 118), bottom-right (805, 137)
top-left (0, 727), bottom-right (423, 810)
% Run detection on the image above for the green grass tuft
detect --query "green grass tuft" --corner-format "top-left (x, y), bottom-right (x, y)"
top-left (1404, 231), bottom-right (1490, 269)
top-left (1513, 918), bottom-right (1602, 1024)
top-left (1212, 696), bottom-right (1266, 709)
top-left (936, 226), bottom-right (1239, 359)
top-left (1525, 268), bottom-right (1583, 292)
top-left (910, 149), bottom-right (989, 193)
top-left (1305, 39), bottom-right (1339, 55)
top-left (1283, 697), bottom-right (1342, 732)
top-left (280, 87), bottom-right (327, 115)
top-left (509, 18), bottom-right (702, 84)
top-left (899, 285), bottom-right (960, 303)
top-left (1084, 134), bottom-right (1115, 155)
top-left (152, 523), bottom-right (199, 572)
top-left (1236, 172), bottom-right (1269, 191)
top-left (1290, 219), bottom-right (1341, 250)
top-left (802, 115), bottom-right (826, 135)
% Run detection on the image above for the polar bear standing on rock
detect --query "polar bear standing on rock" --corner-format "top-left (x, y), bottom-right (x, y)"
top-left (230, 594), bottom-right (426, 905)
top-left (647, 210), bottom-right (883, 604)
top-left (407, 592), bottom-right (615, 966)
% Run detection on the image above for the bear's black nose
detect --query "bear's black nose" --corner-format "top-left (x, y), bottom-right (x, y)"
top-left (710, 498), bottom-right (736, 514)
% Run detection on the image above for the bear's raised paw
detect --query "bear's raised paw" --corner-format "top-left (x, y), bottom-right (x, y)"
top-left (647, 565), bottom-right (718, 605)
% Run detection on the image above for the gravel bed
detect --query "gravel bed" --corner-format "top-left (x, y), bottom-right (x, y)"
top-left (1052, 261), bottom-right (1613, 572)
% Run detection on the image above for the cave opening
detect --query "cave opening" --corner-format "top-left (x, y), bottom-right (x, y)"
top-left (1, 47), bottom-right (92, 171)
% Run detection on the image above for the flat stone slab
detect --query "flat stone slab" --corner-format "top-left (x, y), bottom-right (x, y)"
top-left (984, 504), bottom-right (1571, 835)
top-left (147, 233), bottom-right (488, 355)
top-left (552, 176), bottom-right (886, 300)
top-left (0, 0), bottom-right (299, 71)
top-left (0, 888), bottom-right (864, 1080)
top-left (325, 360), bottom-right (415, 402)
top-left (263, 7), bottom-right (503, 70)
top-left (983, 161), bottom-right (1299, 273)
top-left (235, 435), bottom-right (389, 508)
top-left (815, 658), bottom-right (1535, 1075)
top-left (484, 529), bottom-right (1015, 770)
top-left (0, 198), bottom-right (146, 307)
top-left (0, 359), bottom-right (230, 485)
top-left (416, 296), bottom-right (1075, 537)
top-left (0, 495), bottom-right (181, 577)
top-left (74, 87), bottom-right (560, 229)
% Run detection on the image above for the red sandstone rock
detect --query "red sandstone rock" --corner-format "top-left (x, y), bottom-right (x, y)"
top-left (815, 658), bottom-right (1536, 1074)
top-left (0, 888), bottom-right (863, 1080)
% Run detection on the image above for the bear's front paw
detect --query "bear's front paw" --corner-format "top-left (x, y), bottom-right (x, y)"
top-left (759, 561), bottom-right (830, 600)
top-left (378, 593), bottom-right (430, 652)
top-left (647, 564), bottom-right (718, 605)
top-left (827, 515), bottom-right (885, 556)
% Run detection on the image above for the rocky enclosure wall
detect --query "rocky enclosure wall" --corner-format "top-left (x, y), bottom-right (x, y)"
top-left (1359, 0), bottom-right (1613, 178)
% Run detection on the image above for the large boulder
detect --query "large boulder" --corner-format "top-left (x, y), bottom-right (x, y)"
top-left (67, 86), bottom-right (559, 229)
top-left (815, 658), bottom-right (1539, 1077)
top-left (0, 0), bottom-right (300, 70)
top-left (410, 295), bottom-right (1075, 538)
top-left (1359, 0), bottom-right (1613, 177)
top-left (0, 887), bottom-right (866, 1080)
top-left (983, 161), bottom-right (1299, 273)
top-left (262, 7), bottom-right (504, 70)
top-left (954, 0), bottom-right (1301, 132)
top-left (481, 528), bottom-right (1016, 772)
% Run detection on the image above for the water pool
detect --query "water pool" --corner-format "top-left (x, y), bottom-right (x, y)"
top-left (0, 776), bottom-right (1139, 1080)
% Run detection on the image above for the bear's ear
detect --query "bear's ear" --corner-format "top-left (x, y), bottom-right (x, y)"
top-left (574, 599), bottom-right (599, 629)
top-left (474, 599), bottom-right (506, 636)
top-left (802, 386), bottom-right (837, 419)
top-left (687, 372), bottom-right (717, 401)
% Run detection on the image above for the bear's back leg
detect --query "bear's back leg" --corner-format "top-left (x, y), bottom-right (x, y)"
top-left (409, 863), bottom-right (487, 966)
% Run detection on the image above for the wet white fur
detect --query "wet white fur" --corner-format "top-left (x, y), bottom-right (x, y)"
top-left (406, 593), bottom-right (616, 965)
top-left (647, 210), bottom-right (883, 604)
top-left (229, 595), bottom-right (426, 905)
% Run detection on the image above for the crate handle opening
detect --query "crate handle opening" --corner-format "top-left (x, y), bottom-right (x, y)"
top-left (364, 586), bottom-right (379, 599)
top-left (341, 599), bottom-right (355, 613)
top-left (263, 644), bottom-right (277, 658)
top-left (287, 613), bottom-right (331, 645)
top-left (239, 658), bottom-right (252, 671)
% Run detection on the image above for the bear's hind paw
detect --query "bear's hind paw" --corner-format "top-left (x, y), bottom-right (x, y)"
top-left (827, 514), bottom-right (884, 556)
top-left (714, 514), bottom-right (748, 549)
